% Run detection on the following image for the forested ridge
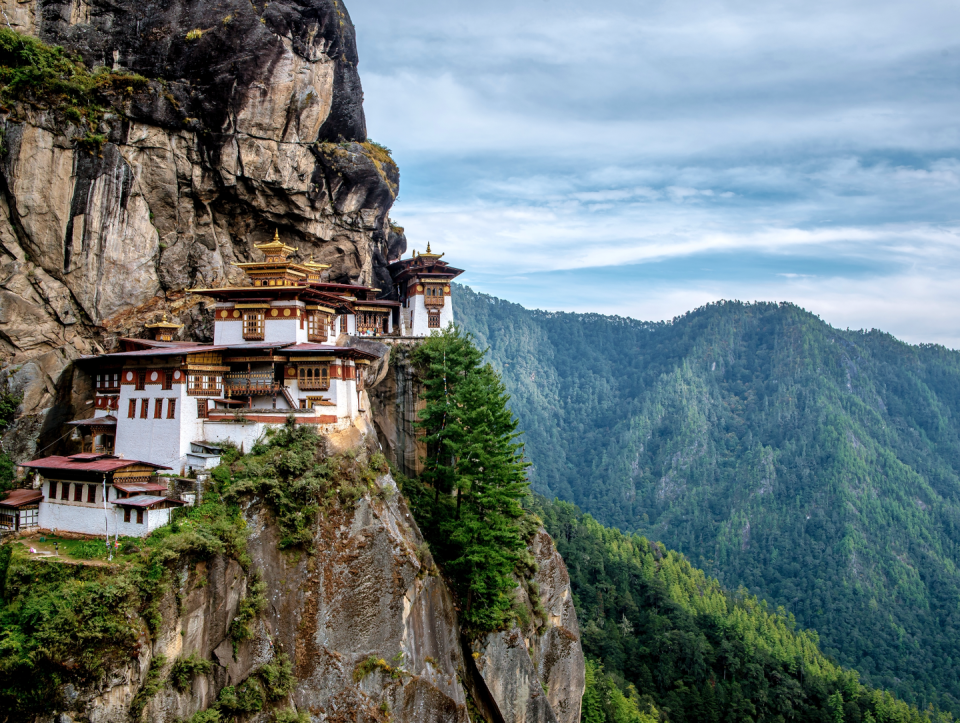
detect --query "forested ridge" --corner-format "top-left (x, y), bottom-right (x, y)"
top-left (534, 496), bottom-right (952, 723)
top-left (454, 284), bottom-right (960, 714)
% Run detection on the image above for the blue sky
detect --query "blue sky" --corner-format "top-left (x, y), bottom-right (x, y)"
top-left (349, 0), bottom-right (960, 346)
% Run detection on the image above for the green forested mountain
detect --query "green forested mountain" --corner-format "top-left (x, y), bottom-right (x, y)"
top-left (535, 496), bottom-right (952, 723)
top-left (454, 284), bottom-right (960, 714)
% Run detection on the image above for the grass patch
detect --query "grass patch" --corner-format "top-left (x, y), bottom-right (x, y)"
top-left (217, 419), bottom-right (383, 549)
top-left (0, 27), bottom-right (151, 139)
top-left (0, 497), bottom-right (249, 717)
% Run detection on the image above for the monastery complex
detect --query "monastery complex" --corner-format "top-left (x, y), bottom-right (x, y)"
top-left (0, 236), bottom-right (462, 536)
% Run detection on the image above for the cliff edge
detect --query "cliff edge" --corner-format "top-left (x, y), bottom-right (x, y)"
top-left (0, 0), bottom-right (406, 460)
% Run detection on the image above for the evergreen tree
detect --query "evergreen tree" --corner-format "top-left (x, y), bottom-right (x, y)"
top-left (408, 326), bottom-right (531, 631)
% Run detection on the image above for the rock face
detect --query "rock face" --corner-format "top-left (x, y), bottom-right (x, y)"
top-left (0, 0), bottom-right (401, 459)
top-left (367, 342), bottom-right (426, 477)
top-left (50, 424), bottom-right (584, 723)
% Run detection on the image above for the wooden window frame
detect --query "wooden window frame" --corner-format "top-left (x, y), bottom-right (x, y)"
top-left (128, 398), bottom-right (137, 418)
top-left (140, 399), bottom-right (149, 419)
top-left (340, 314), bottom-right (348, 333)
top-left (136, 372), bottom-right (146, 391)
top-left (61, 483), bottom-right (70, 501)
top-left (167, 399), bottom-right (177, 419)
top-left (242, 311), bottom-right (265, 340)
top-left (87, 484), bottom-right (96, 503)
top-left (154, 398), bottom-right (163, 419)
top-left (197, 399), bottom-right (208, 419)
top-left (136, 509), bottom-right (144, 524)
top-left (124, 507), bottom-right (131, 523)
top-left (298, 364), bottom-right (330, 391)
top-left (307, 311), bottom-right (329, 342)
top-left (48, 481), bottom-right (57, 499)
top-left (73, 484), bottom-right (83, 502)
top-left (428, 311), bottom-right (441, 328)
top-left (162, 371), bottom-right (174, 390)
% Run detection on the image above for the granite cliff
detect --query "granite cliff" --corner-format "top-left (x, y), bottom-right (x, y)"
top-left (0, 0), bottom-right (405, 460)
top-left (4, 419), bottom-right (584, 723)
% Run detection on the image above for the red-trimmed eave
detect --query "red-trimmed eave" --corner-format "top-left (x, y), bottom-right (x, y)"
top-left (0, 489), bottom-right (42, 508)
top-left (21, 455), bottom-right (172, 473)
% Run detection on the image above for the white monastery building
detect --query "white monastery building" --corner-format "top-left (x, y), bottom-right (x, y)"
top-left (7, 234), bottom-right (461, 537)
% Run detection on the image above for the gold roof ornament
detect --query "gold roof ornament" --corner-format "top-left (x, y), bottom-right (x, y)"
top-left (419, 241), bottom-right (444, 260)
top-left (144, 313), bottom-right (183, 330)
top-left (255, 228), bottom-right (298, 260)
top-left (302, 253), bottom-right (331, 272)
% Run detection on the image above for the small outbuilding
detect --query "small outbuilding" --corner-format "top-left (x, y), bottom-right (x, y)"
top-left (0, 489), bottom-right (42, 532)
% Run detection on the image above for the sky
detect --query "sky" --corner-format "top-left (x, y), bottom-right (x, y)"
top-left (348, 0), bottom-right (960, 347)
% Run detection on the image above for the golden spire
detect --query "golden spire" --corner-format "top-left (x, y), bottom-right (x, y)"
top-left (274, 228), bottom-right (280, 242)
top-left (419, 242), bottom-right (444, 260)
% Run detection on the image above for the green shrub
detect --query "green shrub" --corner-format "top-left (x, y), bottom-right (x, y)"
top-left (181, 710), bottom-right (221, 723)
top-left (170, 653), bottom-right (213, 692)
top-left (259, 653), bottom-right (295, 700)
top-left (272, 708), bottom-right (309, 723)
top-left (230, 577), bottom-right (267, 653)
top-left (217, 677), bottom-right (264, 714)
top-left (130, 654), bottom-right (168, 719)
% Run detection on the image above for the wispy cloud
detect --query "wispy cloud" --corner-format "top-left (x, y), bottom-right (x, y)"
top-left (348, 0), bottom-right (960, 347)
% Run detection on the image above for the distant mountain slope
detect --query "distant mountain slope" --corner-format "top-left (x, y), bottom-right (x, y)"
top-left (534, 495), bottom-right (953, 723)
top-left (454, 284), bottom-right (960, 714)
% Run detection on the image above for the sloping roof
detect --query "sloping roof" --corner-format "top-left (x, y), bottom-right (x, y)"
top-left (113, 483), bottom-right (170, 494)
top-left (21, 455), bottom-right (171, 472)
top-left (284, 344), bottom-right (380, 359)
top-left (68, 415), bottom-right (118, 427)
top-left (0, 489), bottom-right (42, 508)
top-left (114, 495), bottom-right (185, 508)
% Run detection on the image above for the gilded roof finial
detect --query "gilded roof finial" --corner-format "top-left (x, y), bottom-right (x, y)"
top-left (426, 242), bottom-right (432, 254)
top-left (274, 228), bottom-right (280, 243)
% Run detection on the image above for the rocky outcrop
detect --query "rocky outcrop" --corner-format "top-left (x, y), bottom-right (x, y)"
top-left (472, 530), bottom-right (585, 723)
top-left (0, 0), bottom-right (400, 459)
top-left (49, 423), bottom-right (584, 723)
top-left (367, 342), bottom-right (426, 477)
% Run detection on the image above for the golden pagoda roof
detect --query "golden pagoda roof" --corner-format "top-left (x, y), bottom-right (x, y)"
top-left (144, 313), bottom-right (183, 330)
top-left (302, 254), bottom-right (332, 271)
top-left (255, 229), bottom-right (298, 258)
top-left (414, 242), bottom-right (444, 261)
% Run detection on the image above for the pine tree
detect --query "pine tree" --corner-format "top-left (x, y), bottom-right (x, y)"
top-left (449, 363), bottom-right (529, 629)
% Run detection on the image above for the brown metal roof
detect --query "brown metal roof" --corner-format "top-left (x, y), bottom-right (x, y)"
top-left (0, 489), bottom-right (42, 508)
top-left (113, 494), bottom-right (185, 508)
top-left (21, 455), bottom-right (171, 472)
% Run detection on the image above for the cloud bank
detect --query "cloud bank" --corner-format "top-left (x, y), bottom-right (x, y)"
top-left (349, 0), bottom-right (960, 347)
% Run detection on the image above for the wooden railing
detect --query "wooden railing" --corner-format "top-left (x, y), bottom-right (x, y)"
top-left (224, 372), bottom-right (280, 395)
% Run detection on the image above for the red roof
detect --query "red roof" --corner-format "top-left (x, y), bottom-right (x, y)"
top-left (21, 455), bottom-right (171, 473)
top-left (0, 489), bottom-right (42, 508)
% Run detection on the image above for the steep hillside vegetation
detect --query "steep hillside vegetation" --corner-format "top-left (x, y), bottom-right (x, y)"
top-left (535, 496), bottom-right (952, 723)
top-left (455, 284), bottom-right (960, 714)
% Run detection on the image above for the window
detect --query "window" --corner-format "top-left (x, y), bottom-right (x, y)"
top-left (128, 398), bottom-right (137, 418)
top-left (307, 311), bottom-right (329, 342)
top-left (124, 508), bottom-right (131, 523)
top-left (187, 374), bottom-right (221, 396)
top-left (136, 509), bottom-right (144, 524)
top-left (61, 483), bottom-right (70, 501)
top-left (167, 399), bottom-right (177, 419)
top-left (340, 314), bottom-right (348, 333)
top-left (97, 372), bottom-right (120, 391)
top-left (428, 312), bottom-right (441, 328)
top-left (425, 285), bottom-right (445, 307)
top-left (48, 481), bottom-right (57, 499)
top-left (197, 399), bottom-right (208, 419)
top-left (136, 372), bottom-right (146, 390)
top-left (140, 399), bottom-right (149, 419)
top-left (298, 365), bottom-right (330, 391)
top-left (242, 311), bottom-right (265, 340)
top-left (163, 371), bottom-right (173, 390)
top-left (73, 484), bottom-right (82, 502)
top-left (154, 399), bottom-right (163, 419)
top-left (87, 484), bottom-right (96, 503)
